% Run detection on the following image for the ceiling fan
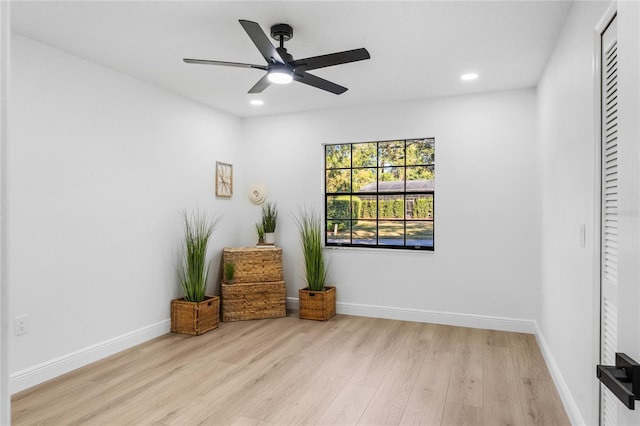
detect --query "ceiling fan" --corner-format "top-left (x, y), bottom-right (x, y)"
top-left (183, 20), bottom-right (371, 95)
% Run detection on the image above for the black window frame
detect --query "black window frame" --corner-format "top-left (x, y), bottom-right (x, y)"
top-left (324, 138), bottom-right (435, 251)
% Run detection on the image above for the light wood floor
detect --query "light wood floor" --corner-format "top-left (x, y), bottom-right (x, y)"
top-left (12, 314), bottom-right (570, 425)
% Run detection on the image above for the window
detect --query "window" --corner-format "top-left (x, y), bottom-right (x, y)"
top-left (325, 138), bottom-right (435, 250)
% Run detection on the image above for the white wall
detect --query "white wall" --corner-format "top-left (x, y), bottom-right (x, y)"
top-left (0, 2), bottom-right (10, 422)
top-left (537, 1), bottom-right (611, 424)
top-left (8, 35), bottom-right (241, 386)
top-left (240, 89), bottom-right (539, 323)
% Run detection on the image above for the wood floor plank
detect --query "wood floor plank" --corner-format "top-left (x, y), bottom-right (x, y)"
top-left (441, 402), bottom-right (483, 426)
top-left (485, 328), bottom-right (511, 348)
top-left (216, 317), bottom-right (300, 365)
top-left (297, 316), bottom-right (353, 354)
top-left (518, 377), bottom-right (571, 426)
top-left (430, 324), bottom-right (459, 354)
top-left (224, 318), bottom-right (314, 372)
top-left (89, 360), bottom-right (245, 425)
top-left (12, 315), bottom-right (570, 426)
top-left (315, 383), bottom-right (376, 425)
top-left (357, 322), bottom-right (427, 425)
top-left (509, 332), bottom-right (551, 381)
top-left (399, 336), bottom-right (455, 425)
top-left (349, 320), bottom-right (413, 387)
top-left (205, 321), bottom-right (363, 425)
top-left (483, 345), bottom-right (527, 426)
top-left (228, 416), bottom-right (274, 426)
top-left (446, 327), bottom-right (484, 408)
top-left (265, 350), bottom-right (365, 425)
top-left (342, 317), bottom-right (380, 356)
top-left (71, 356), bottom-right (239, 425)
top-left (13, 332), bottom-right (225, 425)
top-left (11, 333), bottom-right (182, 419)
top-left (166, 351), bottom-right (307, 425)
top-left (240, 352), bottom-right (341, 421)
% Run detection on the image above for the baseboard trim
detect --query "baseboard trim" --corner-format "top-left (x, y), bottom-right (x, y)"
top-left (286, 297), bottom-right (535, 333)
top-left (533, 323), bottom-right (584, 426)
top-left (9, 319), bottom-right (171, 394)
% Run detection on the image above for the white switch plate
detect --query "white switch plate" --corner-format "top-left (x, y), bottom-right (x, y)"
top-left (15, 315), bottom-right (28, 336)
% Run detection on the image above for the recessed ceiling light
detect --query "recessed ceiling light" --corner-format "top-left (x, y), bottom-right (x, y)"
top-left (460, 73), bottom-right (479, 81)
top-left (250, 99), bottom-right (264, 106)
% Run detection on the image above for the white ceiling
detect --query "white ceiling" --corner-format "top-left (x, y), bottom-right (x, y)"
top-left (11, 1), bottom-right (573, 118)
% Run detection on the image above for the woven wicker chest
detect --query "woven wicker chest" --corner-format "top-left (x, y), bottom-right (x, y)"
top-left (221, 247), bottom-right (286, 321)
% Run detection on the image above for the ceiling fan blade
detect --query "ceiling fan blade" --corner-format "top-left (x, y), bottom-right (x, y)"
top-left (290, 48), bottom-right (370, 71)
top-left (248, 74), bottom-right (271, 94)
top-left (183, 58), bottom-right (267, 70)
top-left (239, 20), bottom-right (285, 64)
top-left (293, 71), bottom-right (348, 95)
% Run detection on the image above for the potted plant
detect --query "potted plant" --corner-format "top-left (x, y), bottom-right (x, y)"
top-left (262, 201), bottom-right (278, 244)
top-left (255, 223), bottom-right (266, 245)
top-left (224, 262), bottom-right (236, 284)
top-left (294, 208), bottom-right (335, 321)
top-left (171, 210), bottom-right (221, 335)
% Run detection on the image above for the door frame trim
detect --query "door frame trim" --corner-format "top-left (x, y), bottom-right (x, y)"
top-left (594, 3), bottom-right (618, 425)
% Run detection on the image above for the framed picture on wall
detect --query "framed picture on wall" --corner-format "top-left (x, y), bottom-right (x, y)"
top-left (215, 162), bottom-right (233, 198)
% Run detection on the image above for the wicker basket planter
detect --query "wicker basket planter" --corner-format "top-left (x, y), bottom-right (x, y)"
top-left (299, 286), bottom-right (336, 321)
top-left (171, 296), bottom-right (219, 335)
top-left (222, 281), bottom-right (286, 321)
top-left (222, 247), bottom-right (283, 284)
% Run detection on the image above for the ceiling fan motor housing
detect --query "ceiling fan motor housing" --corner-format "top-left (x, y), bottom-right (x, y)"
top-left (270, 23), bottom-right (293, 42)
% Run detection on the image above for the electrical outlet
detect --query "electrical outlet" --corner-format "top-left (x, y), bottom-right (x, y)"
top-left (15, 315), bottom-right (28, 336)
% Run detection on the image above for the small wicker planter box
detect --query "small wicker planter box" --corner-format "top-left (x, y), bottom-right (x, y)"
top-left (299, 286), bottom-right (336, 321)
top-left (222, 281), bottom-right (286, 321)
top-left (222, 247), bottom-right (283, 284)
top-left (171, 296), bottom-right (219, 335)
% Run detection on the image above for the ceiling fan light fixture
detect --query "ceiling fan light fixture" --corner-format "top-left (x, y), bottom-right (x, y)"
top-left (268, 69), bottom-right (293, 84)
top-left (250, 99), bottom-right (264, 106)
top-left (184, 20), bottom-right (370, 94)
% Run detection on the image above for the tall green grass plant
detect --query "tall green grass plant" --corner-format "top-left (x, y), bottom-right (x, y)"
top-left (255, 223), bottom-right (265, 242)
top-left (178, 210), bottom-right (220, 302)
top-left (294, 208), bottom-right (327, 291)
top-left (262, 202), bottom-right (278, 233)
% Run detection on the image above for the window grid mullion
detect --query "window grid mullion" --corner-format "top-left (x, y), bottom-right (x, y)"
top-left (403, 140), bottom-right (407, 246)
top-left (325, 138), bottom-right (434, 250)
top-left (350, 143), bottom-right (354, 245)
top-left (376, 141), bottom-right (380, 246)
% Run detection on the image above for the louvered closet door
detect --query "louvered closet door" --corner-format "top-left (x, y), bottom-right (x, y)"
top-left (600, 14), bottom-right (618, 426)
